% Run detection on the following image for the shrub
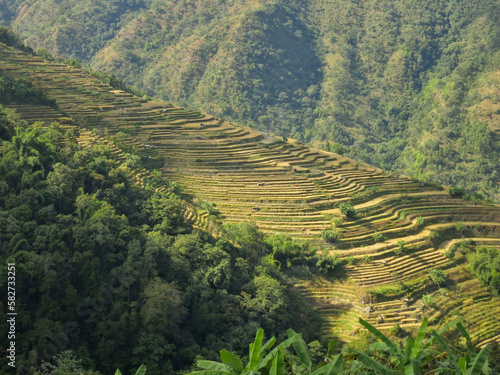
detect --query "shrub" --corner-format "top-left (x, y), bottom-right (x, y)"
top-left (339, 202), bottom-right (356, 219)
top-left (422, 294), bottom-right (435, 308)
top-left (395, 240), bottom-right (406, 255)
top-left (321, 229), bottom-right (340, 243)
top-left (332, 217), bottom-right (344, 227)
top-left (391, 271), bottom-right (399, 281)
top-left (202, 201), bottom-right (219, 216)
top-left (314, 252), bottom-right (341, 274)
top-left (449, 186), bottom-right (465, 198)
top-left (455, 222), bottom-right (467, 233)
top-left (390, 323), bottom-right (402, 336)
top-left (372, 232), bottom-right (385, 242)
top-left (169, 181), bottom-right (181, 194)
top-left (416, 216), bottom-right (425, 226)
top-left (428, 268), bottom-right (447, 287)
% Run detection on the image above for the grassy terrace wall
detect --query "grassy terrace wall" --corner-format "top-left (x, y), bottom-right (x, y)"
top-left (1, 42), bottom-right (500, 345)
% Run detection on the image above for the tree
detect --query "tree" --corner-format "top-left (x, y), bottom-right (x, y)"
top-left (428, 268), bottom-right (447, 287)
top-left (338, 203), bottom-right (356, 219)
top-left (321, 229), bottom-right (340, 243)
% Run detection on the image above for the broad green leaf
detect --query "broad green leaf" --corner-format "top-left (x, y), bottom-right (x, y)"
top-left (403, 359), bottom-right (420, 375)
top-left (467, 345), bottom-right (491, 375)
top-left (353, 350), bottom-right (396, 375)
top-left (197, 360), bottom-right (231, 372)
top-left (220, 350), bottom-right (243, 372)
top-left (359, 318), bottom-right (398, 354)
top-left (326, 340), bottom-right (338, 361)
top-left (412, 318), bottom-right (428, 359)
top-left (135, 365), bottom-right (147, 375)
top-left (459, 357), bottom-right (467, 375)
top-left (405, 337), bottom-right (415, 362)
top-left (247, 328), bottom-right (264, 371)
top-left (311, 354), bottom-right (343, 375)
top-left (430, 330), bottom-right (455, 361)
top-left (426, 319), bottom-right (461, 349)
top-left (188, 371), bottom-right (233, 375)
top-left (369, 342), bottom-right (391, 352)
top-left (456, 322), bottom-right (475, 354)
top-left (269, 349), bottom-right (285, 375)
top-left (259, 332), bottom-right (302, 370)
top-left (115, 370), bottom-right (122, 375)
top-left (287, 328), bottom-right (311, 369)
top-left (261, 337), bottom-right (277, 355)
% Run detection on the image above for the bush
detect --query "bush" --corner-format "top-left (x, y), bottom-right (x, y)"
top-left (339, 202), bottom-right (356, 219)
top-left (362, 255), bottom-right (372, 263)
top-left (202, 201), bottom-right (219, 216)
top-left (422, 294), bottom-right (435, 308)
top-left (390, 323), bottom-right (402, 336)
top-left (332, 217), bottom-right (344, 227)
top-left (314, 252), bottom-right (341, 274)
top-left (321, 229), bottom-right (340, 243)
top-left (455, 222), bottom-right (467, 233)
top-left (449, 186), bottom-right (465, 198)
top-left (395, 240), bottom-right (406, 255)
top-left (428, 268), bottom-right (447, 287)
top-left (416, 216), bottom-right (425, 226)
top-left (372, 232), bottom-right (385, 242)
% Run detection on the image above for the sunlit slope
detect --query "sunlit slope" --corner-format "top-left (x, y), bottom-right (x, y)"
top-left (1, 42), bottom-right (500, 345)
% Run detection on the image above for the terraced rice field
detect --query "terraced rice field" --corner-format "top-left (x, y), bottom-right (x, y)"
top-left (2, 42), bottom-right (500, 344)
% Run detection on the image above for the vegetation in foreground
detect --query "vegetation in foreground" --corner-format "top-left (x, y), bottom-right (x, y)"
top-left (40, 318), bottom-right (497, 374)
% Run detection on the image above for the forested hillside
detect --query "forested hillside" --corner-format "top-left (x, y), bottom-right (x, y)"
top-left (0, 84), bottom-right (324, 372)
top-left (2, 31), bottom-right (500, 374)
top-left (1, 0), bottom-right (499, 200)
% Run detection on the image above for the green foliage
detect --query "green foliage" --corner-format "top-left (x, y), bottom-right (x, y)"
top-left (264, 234), bottom-right (342, 276)
top-left (449, 187), bottom-right (465, 198)
top-left (115, 364), bottom-right (147, 375)
top-left (372, 232), bottom-right (385, 242)
top-left (469, 247), bottom-right (500, 296)
top-left (321, 229), bottom-right (340, 243)
top-left (352, 318), bottom-right (490, 375)
top-left (338, 203), bottom-right (356, 219)
top-left (0, 108), bottom-right (322, 373)
top-left (34, 351), bottom-right (101, 375)
top-left (422, 294), bottom-right (435, 309)
top-left (0, 72), bottom-right (55, 105)
top-left (332, 217), bottom-right (343, 227)
top-left (314, 251), bottom-right (341, 275)
top-left (416, 216), bottom-right (425, 227)
top-left (189, 328), bottom-right (343, 375)
top-left (202, 201), bottom-right (220, 216)
top-left (395, 240), bottom-right (406, 255)
top-left (428, 269), bottom-right (447, 287)
top-left (455, 222), bottom-right (467, 233)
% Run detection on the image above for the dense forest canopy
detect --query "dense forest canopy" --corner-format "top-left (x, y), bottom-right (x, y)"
top-left (1, 0), bottom-right (499, 200)
top-left (0, 97), bottom-right (330, 373)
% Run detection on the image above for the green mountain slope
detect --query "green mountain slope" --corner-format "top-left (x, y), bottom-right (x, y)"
top-left (2, 0), bottom-right (500, 199)
top-left (2, 40), bottom-right (500, 357)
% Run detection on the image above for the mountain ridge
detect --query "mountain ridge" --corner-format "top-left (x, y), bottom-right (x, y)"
top-left (2, 0), bottom-right (499, 200)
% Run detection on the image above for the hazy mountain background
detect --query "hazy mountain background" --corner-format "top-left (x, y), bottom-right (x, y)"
top-left (1, 0), bottom-right (499, 200)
